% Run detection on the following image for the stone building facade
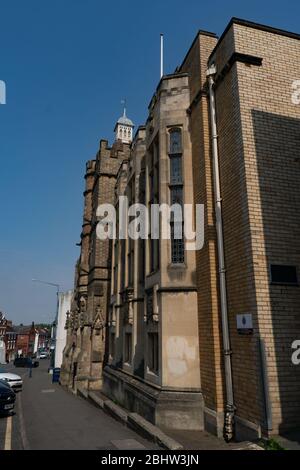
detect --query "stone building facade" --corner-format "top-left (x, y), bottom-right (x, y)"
top-left (60, 113), bottom-right (132, 391)
top-left (62, 18), bottom-right (300, 441)
top-left (104, 73), bottom-right (202, 430)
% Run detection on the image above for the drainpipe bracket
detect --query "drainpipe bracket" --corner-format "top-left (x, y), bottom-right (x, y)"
top-left (223, 349), bottom-right (232, 356)
top-left (226, 403), bottom-right (236, 412)
top-left (206, 64), bottom-right (217, 77)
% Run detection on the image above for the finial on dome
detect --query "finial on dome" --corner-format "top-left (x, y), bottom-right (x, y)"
top-left (121, 98), bottom-right (127, 118)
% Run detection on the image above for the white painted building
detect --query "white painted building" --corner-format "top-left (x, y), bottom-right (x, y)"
top-left (34, 331), bottom-right (39, 354)
top-left (54, 290), bottom-right (73, 368)
top-left (0, 339), bottom-right (6, 364)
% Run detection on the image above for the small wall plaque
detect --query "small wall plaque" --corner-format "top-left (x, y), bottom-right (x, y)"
top-left (236, 313), bottom-right (253, 335)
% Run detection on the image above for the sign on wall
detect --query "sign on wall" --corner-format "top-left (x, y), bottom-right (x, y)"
top-left (236, 314), bottom-right (253, 335)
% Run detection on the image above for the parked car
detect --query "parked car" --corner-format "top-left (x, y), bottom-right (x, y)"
top-left (0, 369), bottom-right (23, 391)
top-left (0, 379), bottom-right (16, 414)
top-left (13, 357), bottom-right (39, 368)
top-left (39, 352), bottom-right (48, 359)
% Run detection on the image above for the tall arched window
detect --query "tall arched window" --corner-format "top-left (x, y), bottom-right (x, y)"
top-left (169, 128), bottom-right (184, 264)
top-left (170, 128), bottom-right (182, 154)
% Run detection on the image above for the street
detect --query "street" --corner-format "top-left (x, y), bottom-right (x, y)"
top-left (0, 360), bottom-right (159, 450)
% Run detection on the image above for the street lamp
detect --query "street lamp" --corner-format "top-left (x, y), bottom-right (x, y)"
top-left (32, 278), bottom-right (60, 371)
top-left (32, 279), bottom-right (60, 294)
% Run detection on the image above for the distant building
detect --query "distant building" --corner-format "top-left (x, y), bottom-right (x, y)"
top-left (0, 311), bottom-right (8, 363)
top-left (36, 327), bottom-right (51, 352)
top-left (15, 323), bottom-right (36, 357)
top-left (0, 340), bottom-right (5, 364)
top-left (55, 290), bottom-right (73, 368)
top-left (5, 328), bottom-right (17, 362)
top-left (0, 311), bottom-right (7, 338)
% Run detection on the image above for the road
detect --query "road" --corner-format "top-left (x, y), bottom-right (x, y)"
top-left (0, 360), bottom-right (159, 450)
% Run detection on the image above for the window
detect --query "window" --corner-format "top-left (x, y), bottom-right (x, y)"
top-left (146, 291), bottom-right (153, 320)
top-left (170, 186), bottom-right (183, 206)
top-left (128, 180), bottom-right (134, 286)
top-left (139, 167), bottom-right (146, 282)
top-left (270, 265), bottom-right (298, 285)
top-left (149, 138), bottom-right (160, 272)
top-left (113, 240), bottom-right (118, 294)
top-left (128, 237), bottom-right (134, 287)
top-left (139, 238), bottom-right (145, 283)
top-left (169, 128), bottom-right (182, 154)
top-left (110, 333), bottom-right (115, 359)
top-left (169, 128), bottom-right (184, 264)
top-left (170, 155), bottom-right (182, 184)
top-left (171, 223), bottom-right (185, 263)
top-left (124, 332), bottom-right (132, 364)
top-left (120, 239), bottom-right (126, 291)
top-left (113, 204), bottom-right (120, 293)
top-left (148, 332), bottom-right (158, 374)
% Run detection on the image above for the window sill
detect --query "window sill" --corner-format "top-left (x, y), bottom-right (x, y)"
top-left (167, 263), bottom-right (187, 269)
top-left (146, 270), bottom-right (159, 278)
top-left (270, 282), bottom-right (299, 287)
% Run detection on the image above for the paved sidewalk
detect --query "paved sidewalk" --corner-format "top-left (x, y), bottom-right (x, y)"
top-left (160, 428), bottom-right (262, 451)
top-left (87, 389), bottom-right (262, 450)
top-left (1, 361), bottom-right (160, 450)
top-left (275, 430), bottom-right (300, 450)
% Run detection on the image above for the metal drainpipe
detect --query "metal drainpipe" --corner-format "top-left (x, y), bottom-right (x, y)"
top-left (206, 64), bottom-right (235, 442)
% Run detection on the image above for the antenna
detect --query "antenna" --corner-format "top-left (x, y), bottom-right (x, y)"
top-left (121, 98), bottom-right (126, 117)
top-left (160, 34), bottom-right (164, 79)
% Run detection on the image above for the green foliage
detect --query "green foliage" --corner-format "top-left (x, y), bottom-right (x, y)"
top-left (263, 438), bottom-right (286, 451)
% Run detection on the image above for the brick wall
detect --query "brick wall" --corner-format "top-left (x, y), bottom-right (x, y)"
top-left (213, 20), bottom-right (300, 433)
top-left (181, 33), bottom-right (226, 421)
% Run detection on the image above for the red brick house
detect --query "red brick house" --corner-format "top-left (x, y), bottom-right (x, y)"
top-left (15, 322), bottom-right (36, 357)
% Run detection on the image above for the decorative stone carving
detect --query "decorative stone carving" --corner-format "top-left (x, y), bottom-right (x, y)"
top-left (93, 305), bottom-right (105, 336)
top-left (79, 311), bottom-right (85, 328)
top-left (69, 310), bottom-right (74, 329)
top-left (123, 287), bottom-right (134, 325)
top-left (73, 308), bottom-right (80, 330)
top-left (78, 295), bottom-right (91, 327)
top-left (65, 311), bottom-right (70, 329)
top-left (145, 289), bottom-right (159, 324)
top-left (79, 296), bottom-right (87, 312)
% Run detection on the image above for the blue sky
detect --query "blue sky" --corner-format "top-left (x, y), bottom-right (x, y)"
top-left (0, 0), bottom-right (299, 324)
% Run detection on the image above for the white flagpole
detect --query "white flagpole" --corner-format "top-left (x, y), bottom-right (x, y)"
top-left (160, 34), bottom-right (164, 79)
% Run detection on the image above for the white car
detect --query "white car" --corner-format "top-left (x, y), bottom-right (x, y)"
top-left (0, 371), bottom-right (23, 391)
top-left (39, 352), bottom-right (48, 359)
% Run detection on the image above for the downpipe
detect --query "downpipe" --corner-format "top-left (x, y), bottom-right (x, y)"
top-left (206, 64), bottom-right (236, 442)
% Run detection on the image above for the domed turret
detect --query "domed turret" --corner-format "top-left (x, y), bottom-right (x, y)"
top-left (114, 102), bottom-right (134, 144)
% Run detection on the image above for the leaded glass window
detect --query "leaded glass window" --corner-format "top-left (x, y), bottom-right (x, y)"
top-left (170, 155), bottom-right (182, 184)
top-left (169, 128), bottom-right (184, 264)
top-left (169, 128), bottom-right (182, 154)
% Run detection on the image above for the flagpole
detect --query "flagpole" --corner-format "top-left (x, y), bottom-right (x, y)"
top-left (160, 34), bottom-right (164, 79)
